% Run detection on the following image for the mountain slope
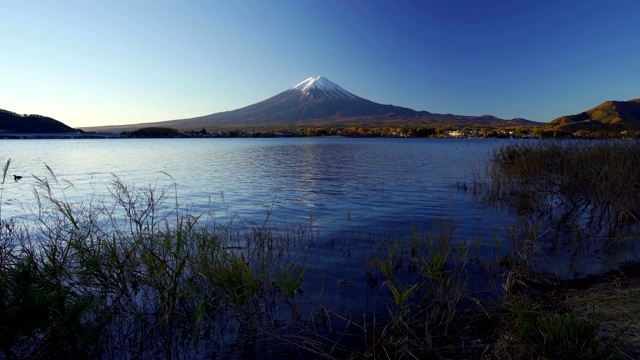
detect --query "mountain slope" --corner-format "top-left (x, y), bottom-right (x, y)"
top-left (0, 109), bottom-right (77, 133)
top-left (170, 76), bottom-right (420, 127)
top-left (549, 99), bottom-right (640, 132)
top-left (83, 76), bottom-right (539, 132)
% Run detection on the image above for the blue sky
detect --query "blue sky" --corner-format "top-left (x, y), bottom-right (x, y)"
top-left (1, 0), bottom-right (639, 128)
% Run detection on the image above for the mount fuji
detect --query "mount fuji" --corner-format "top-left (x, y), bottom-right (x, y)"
top-left (168, 76), bottom-right (420, 128)
top-left (84, 76), bottom-right (538, 131)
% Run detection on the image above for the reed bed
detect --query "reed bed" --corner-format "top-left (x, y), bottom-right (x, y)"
top-left (0, 159), bottom-right (633, 359)
top-left (475, 140), bottom-right (640, 236)
top-left (0, 167), bottom-right (323, 358)
top-left (0, 165), bottom-right (481, 359)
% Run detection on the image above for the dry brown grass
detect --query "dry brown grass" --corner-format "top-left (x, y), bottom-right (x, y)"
top-left (486, 263), bottom-right (640, 360)
top-left (567, 277), bottom-right (640, 358)
top-left (477, 140), bottom-right (640, 234)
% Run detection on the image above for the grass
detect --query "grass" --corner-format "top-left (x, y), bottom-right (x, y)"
top-left (475, 140), bottom-right (640, 237)
top-left (360, 219), bottom-right (480, 358)
top-left (490, 283), bottom-right (631, 360)
top-left (0, 166), bottom-right (485, 358)
top-left (567, 274), bottom-right (640, 357)
top-left (0, 156), bottom-right (637, 358)
top-left (0, 168), bottom-right (319, 358)
top-left (514, 303), bottom-right (609, 359)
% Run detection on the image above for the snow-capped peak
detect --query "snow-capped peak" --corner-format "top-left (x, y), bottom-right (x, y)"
top-left (291, 76), bottom-right (357, 100)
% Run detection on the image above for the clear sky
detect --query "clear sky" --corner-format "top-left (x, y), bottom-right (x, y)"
top-left (1, 0), bottom-right (639, 128)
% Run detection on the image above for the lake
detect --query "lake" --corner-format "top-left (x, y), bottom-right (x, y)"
top-left (0, 137), bottom-right (511, 239)
top-left (4, 137), bottom-right (640, 357)
top-left (0, 137), bottom-right (632, 282)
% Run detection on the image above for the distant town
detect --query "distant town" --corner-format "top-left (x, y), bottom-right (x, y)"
top-left (98, 126), bottom-right (541, 139)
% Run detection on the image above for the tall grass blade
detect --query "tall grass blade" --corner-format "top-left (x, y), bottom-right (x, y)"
top-left (1, 158), bottom-right (10, 185)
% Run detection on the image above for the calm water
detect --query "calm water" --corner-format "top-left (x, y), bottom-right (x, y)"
top-left (0, 137), bottom-right (510, 238)
top-left (0, 137), bottom-right (634, 280)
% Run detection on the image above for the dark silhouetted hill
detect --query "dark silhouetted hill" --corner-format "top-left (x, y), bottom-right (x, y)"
top-left (0, 109), bottom-right (77, 133)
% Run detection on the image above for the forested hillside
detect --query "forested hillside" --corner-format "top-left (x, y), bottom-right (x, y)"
top-left (0, 109), bottom-right (77, 133)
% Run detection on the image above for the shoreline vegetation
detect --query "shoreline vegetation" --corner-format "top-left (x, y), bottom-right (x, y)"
top-left (1, 140), bottom-right (639, 358)
top-left (113, 126), bottom-right (638, 139)
top-left (116, 126), bottom-right (534, 139)
top-left (2, 124), bottom-right (637, 140)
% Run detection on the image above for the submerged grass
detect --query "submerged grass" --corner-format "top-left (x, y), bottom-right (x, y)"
top-left (359, 220), bottom-right (482, 358)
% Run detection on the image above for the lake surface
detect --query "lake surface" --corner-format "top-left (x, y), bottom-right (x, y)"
top-left (3, 137), bottom-right (639, 357)
top-left (0, 137), bottom-right (634, 281)
top-left (0, 137), bottom-right (510, 239)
